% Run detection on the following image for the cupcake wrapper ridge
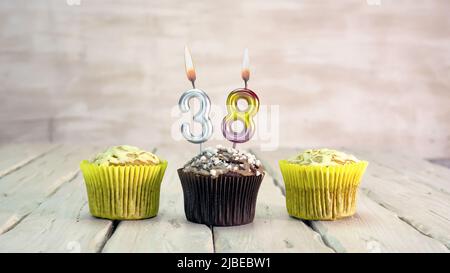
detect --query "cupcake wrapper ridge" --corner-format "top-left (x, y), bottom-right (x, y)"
top-left (178, 169), bottom-right (264, 226)
top-left (279, 160), bottom-right (368, 220)
top-left (80, 160), bottom-right (168, 220)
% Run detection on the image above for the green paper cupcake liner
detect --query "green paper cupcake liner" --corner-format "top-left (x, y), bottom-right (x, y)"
top-left (279, 160), bottom-right (368, 220)
top-left (80, 160), bottom-right (168, 220)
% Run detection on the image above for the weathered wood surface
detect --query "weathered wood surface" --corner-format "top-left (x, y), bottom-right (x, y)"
top-left (0, 175), bottom-right (113, 253)
top-left (357, 151), bottom-right (450, 195)
top-left (0, 143), bottom-right (56, 178)
top-left (213, 171), bottom-right (333, 253)
top-left (0, 145), bottom-right (97, 235)
top-left (103, 146), bottom-right (214, 253)
top-left (353, 152), bottom-right (450, 249)
top-left (311, 194), bottom-right (447, 253)
top-left (0, 144), bottom-right (449, 252)
top-left (429, 159), bottom-right (450, 169)
top-left (251, 148), bottom-right (450, 252)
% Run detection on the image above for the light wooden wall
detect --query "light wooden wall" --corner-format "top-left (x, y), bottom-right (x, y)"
top-left (0, 0), bottom-right (449, 157)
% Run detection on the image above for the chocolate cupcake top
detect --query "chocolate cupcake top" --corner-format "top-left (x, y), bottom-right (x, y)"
top-left (182, 145), bottom-right (264, 178)
top-left (288, 149), bottom-right (359, 166)
top-left (92, 145), bottom-right (160, 166)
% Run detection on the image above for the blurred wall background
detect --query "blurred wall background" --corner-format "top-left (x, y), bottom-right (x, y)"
top-left (0, 0), bottom-right (449, 157)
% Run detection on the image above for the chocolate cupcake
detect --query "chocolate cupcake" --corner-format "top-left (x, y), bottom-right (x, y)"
top-left (178, 145), bottom-right (265, 226)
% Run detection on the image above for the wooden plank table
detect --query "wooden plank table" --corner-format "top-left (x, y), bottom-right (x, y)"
top-left (0, 144), bottom-right (448, 253)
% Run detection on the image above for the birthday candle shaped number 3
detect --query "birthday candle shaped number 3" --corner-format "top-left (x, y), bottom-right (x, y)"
top-left (179, 47), bottom-right (213, 145)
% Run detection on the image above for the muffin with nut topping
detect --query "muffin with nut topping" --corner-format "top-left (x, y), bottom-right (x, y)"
top-left (279, 149), bottom-right (368, 220)
top-left (80, 145), bottom-right (167, 220)
top-left (178, 145), bottom-right (265, 226)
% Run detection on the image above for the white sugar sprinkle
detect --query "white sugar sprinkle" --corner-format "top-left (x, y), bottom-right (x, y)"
top-left (183, 145), bottom-right (264, 177)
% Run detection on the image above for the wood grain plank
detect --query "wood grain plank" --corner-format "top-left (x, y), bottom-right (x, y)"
top-left (0, 145), bottom-right (98, 235)
top-left (429, 158), bottom-right (450, 169)
top-left (361, 170), bottom-right (450, 249)
top-left (349, 151), bottom-right (450, 249)
top-left (0, 175), bottom-right (113, 252)
top-left (102, 145), bottom-right (214, 253)
top-left (213, 148), bottom-right (333, 253)
top-left (311, 194), bottom-right (448, 253)
top-left (356, 151), bottom-right (450, 195)
top-left (0, 143), bottom-right (57, 178)
top-left (252, 148), bottom-right (449, 252)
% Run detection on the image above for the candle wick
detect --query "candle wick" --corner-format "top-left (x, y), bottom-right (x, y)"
top-left (244, 80), bottom-right (248, 89)
top-left (191, 80), bottom-right (196, 89)
top-left (232, 142), bottom-right (237, 149)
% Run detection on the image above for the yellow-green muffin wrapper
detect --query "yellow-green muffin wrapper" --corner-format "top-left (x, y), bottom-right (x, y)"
top-left (80, 160), bottom-right (168, 220)
top-left (279, 160), bottom-right (368, 220)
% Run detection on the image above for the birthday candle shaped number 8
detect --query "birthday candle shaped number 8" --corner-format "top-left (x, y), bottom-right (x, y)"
top-left (222, 49), bottom-right (260, 144)
top-left (222, 89), bottom-right (260, 143)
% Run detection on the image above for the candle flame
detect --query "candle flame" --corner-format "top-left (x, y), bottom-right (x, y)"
top-left (184, 46), bottom-right (196, 83)
top-left (241, 48), bottom-right (250, 82)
